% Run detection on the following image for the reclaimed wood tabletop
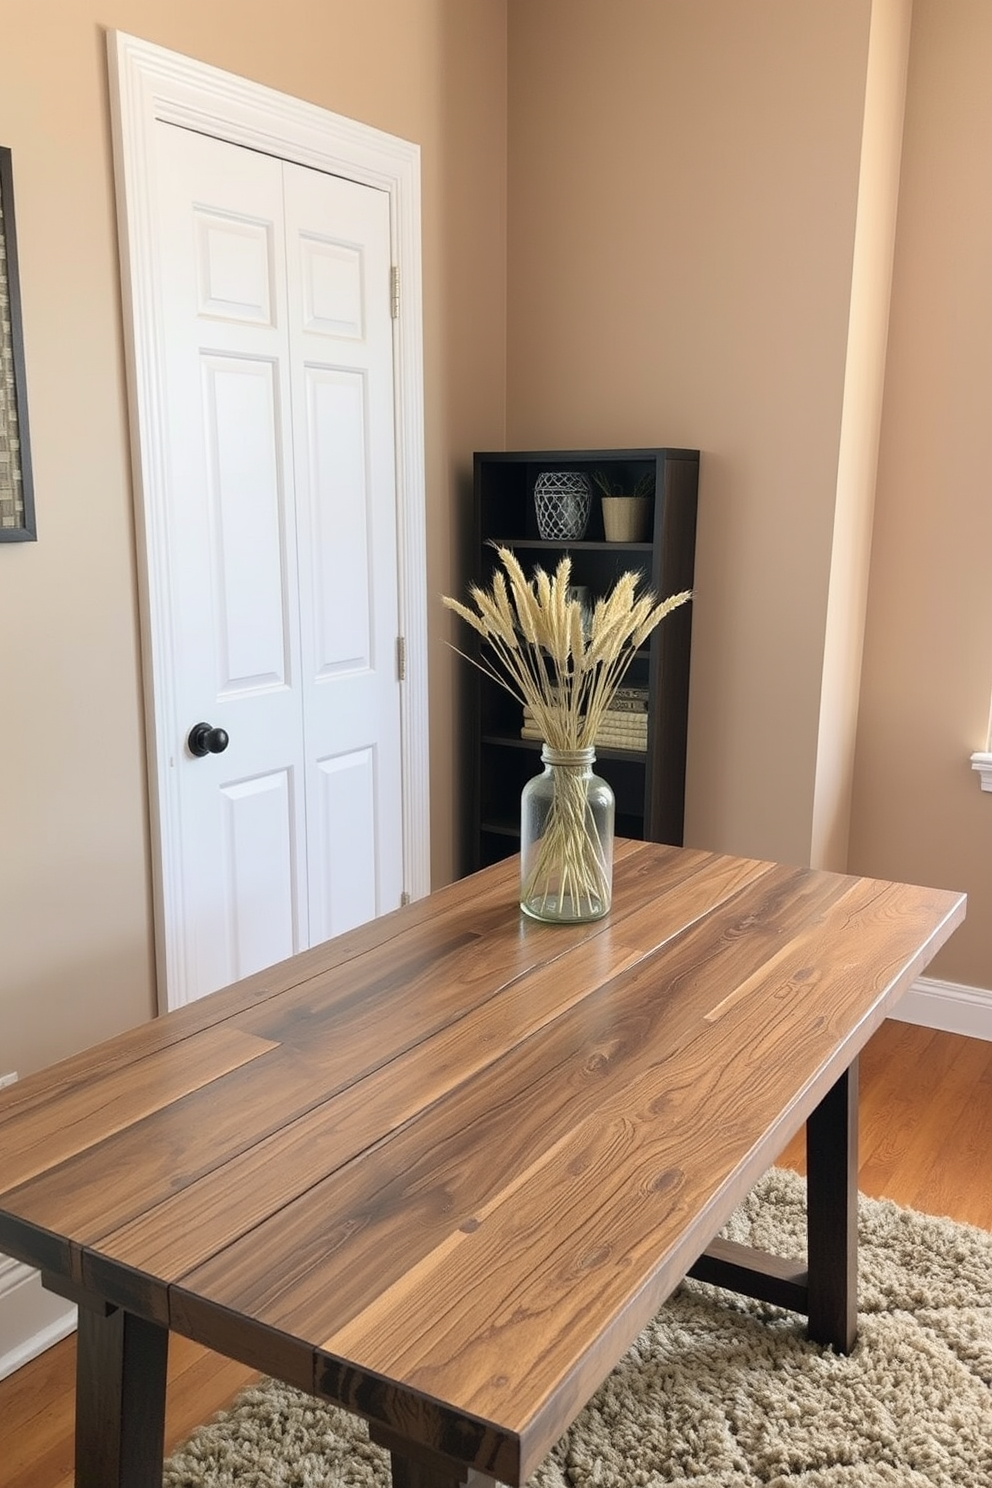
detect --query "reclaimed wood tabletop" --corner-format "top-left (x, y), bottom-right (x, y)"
top-left (0, 842), bottom-right (966, 1486)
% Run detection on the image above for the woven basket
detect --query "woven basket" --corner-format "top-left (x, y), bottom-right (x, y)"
top-left (602, 496), bottom-right (652, 542)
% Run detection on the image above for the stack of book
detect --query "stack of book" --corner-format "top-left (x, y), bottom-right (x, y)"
top-left (520, 687), bottom-right (649, 753)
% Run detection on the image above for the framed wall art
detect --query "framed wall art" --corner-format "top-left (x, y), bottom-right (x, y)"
top-left (0, 145), bottom-right (36, 542)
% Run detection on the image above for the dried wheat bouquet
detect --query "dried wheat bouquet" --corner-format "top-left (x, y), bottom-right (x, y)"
top-left (444, 546), bottom-right (691, 918)
top-left (443, 544), bottom-right (691, 742)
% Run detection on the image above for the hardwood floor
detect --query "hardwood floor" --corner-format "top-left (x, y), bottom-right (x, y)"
top-left (778, 1015), bottom-right (992, 1231)
top-left (3, 1017), bottom-right (991, 1488)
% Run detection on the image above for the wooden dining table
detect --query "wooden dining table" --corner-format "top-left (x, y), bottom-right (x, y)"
top-left (0, 841), bottom-right (965, 1488)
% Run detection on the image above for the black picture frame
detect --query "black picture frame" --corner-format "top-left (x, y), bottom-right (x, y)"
top-left (0, 145), bottom-right (36, 542)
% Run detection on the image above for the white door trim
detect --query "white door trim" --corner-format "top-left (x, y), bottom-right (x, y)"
top-left (107, 30), bottom-right (430, 1009)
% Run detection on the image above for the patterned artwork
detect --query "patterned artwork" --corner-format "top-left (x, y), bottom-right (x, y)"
top-left (0, 146), bottom-right (34, 539)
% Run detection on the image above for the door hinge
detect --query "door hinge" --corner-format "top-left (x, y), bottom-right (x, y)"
top-left (400, 890), bottom-right (411, 907)
top-left (390, 264), bottom-right (400, 319)
top-left (397, 634), bottom-right (407, 682)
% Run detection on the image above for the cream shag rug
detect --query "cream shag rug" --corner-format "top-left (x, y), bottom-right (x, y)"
top-left (163, 1168), bottom-right (992, 1487)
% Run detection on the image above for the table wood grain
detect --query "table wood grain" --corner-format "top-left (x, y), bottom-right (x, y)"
top-left (0, 843), bottom-right (965, 1486)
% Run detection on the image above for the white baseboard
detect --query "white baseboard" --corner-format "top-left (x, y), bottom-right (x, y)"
top-left (892, 974), bottom-right (992, 1043)
top-left (0, 1254), bottom-right (76, 1382)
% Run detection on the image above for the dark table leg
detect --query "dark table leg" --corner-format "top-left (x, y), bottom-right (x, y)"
top-left (805, 1057), bottom-right (859, 1353)
top-left (688, 1057), bottom-right (860, 1352)
top-left (387, 1453), bottom-right (497, 1488)
top-left (369, 1423), bottom-right (498, 1488)
top-left (74, 1299), bottom-right (170, 1488)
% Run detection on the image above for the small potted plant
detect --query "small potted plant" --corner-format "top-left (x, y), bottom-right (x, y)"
top-left (592, 469), bottom-right (655, 542)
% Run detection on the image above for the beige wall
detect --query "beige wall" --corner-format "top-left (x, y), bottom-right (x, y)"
top-left (506, 0), bottom-right (879, 868)
top-left (2, 0), bottom-right (990, 1084)
top-left (506, 0), bottom-right (987, 989)
top-left (0, 0), bottom-right (507, 1078)
top-left (849, 0), bottom-right (992, 987)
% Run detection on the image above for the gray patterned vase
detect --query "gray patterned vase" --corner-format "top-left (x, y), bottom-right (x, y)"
top-left (534, 471), bottom-right (591, 541)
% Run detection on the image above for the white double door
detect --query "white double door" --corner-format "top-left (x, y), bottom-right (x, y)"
top-left (154, 122), bottom-right (403, 1002)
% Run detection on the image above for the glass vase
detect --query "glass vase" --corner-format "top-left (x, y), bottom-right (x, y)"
top-left (520, 746), bottom-right (615, 922)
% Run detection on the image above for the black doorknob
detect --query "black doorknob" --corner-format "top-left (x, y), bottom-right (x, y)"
top-left (187, 722), bottom-right (230, 758)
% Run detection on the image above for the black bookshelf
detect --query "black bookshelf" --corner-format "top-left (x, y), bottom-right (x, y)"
top-left (469, 448), bottom-right (699, 870)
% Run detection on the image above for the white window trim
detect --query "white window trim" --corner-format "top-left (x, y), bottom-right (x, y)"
top-left (970, 751), bottom-right (992, 791)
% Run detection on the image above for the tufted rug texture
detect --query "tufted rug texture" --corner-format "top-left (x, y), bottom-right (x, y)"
top-left (163, 1167), bottom-right (992, 1487)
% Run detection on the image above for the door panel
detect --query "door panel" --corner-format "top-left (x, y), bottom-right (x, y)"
top-left (301, 236), bottom-right (364, 337)
top-left (312, 749), bottom-right (378, 941)
top-left (284, 165), bottom-right (403, 943)
top-left (202, 356), bottom-right (290, 691)
top-left (151, 122), bottom-right (402, 1003)
top-left (221, 770), bottom-right (298, 976)
top-left (193, 209), bottom-right (275, 324)
top-left (155, 124), bottom-right (306, 999)
top-left (305, 367), bottom-right (372, 672)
